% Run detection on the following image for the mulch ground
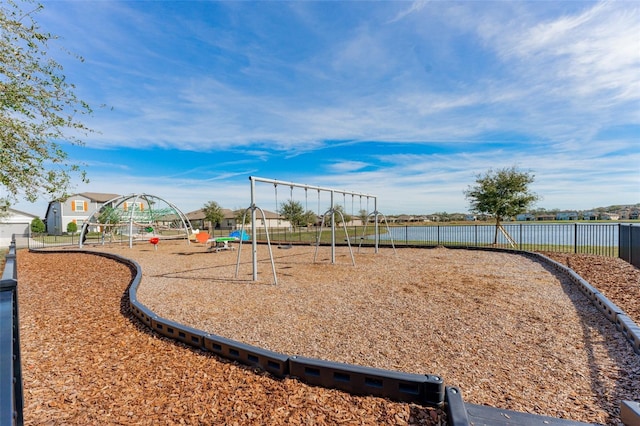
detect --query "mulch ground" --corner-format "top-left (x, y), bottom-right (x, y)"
top-left (17, 250), bottom-right (445, 425)
top-left (14, 248), bottom-right (640, 425)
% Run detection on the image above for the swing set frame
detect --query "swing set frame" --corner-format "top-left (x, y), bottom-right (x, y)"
top-left (235, 176), bottom-right (395, 284)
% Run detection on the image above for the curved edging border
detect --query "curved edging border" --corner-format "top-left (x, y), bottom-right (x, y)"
top-left (532, 251), bottom-right (640, 355)
top-left (29, 247), bottom-right (640, 425)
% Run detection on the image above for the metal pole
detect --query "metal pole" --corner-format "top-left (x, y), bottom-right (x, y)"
top-left (331, 190), bottom-right (336, 264)
top-left (250, 177), bottom-right (258, 281)
top-left (374, 197), bottom-right (379, 253)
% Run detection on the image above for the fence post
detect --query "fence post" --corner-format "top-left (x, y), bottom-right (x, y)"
top-left (574, 223), bottom-right (578, 254)
top-left (633, 225), bottom-right (637, 267)
top-left (474, 225), bottom-right (478, 247)
top-left (519, 224), bottom-right (522, 250)
top-left (437, 225), bottom-right (440, 246)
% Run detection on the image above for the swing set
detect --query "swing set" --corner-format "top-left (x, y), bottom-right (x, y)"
top-left (235, 176), bottom-right (395, 285)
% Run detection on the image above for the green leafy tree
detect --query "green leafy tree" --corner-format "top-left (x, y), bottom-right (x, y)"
top-left (97, 206), bottom-right (122, 237)
top-left (325, 204), bottom-right (351, 225)
top-left (278, 200), bottom-right (305, 227)
top-left (1, 1), bottom-right (93, 207)
top-left (358, 209), bottom-right (368, 224)
top-left (98, 206), bottom-right (122, 225)
top-left (464, 166), bottom-right (539, 244)
top-left (66, 221), bottom-right (77, 234)
top-left (234, 208), bottom-right (250, 226)
top-left (30, 216), bottom-right (44, 233)
top-left (203, 201), bottom-right (224, 230)
top-left (302, 210), bottom-right (317, 227)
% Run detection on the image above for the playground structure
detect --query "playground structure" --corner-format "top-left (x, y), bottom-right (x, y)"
top-left (78, 193), bottom-right (192, 248)
top-left (235, 176), bottom-right (395, 284)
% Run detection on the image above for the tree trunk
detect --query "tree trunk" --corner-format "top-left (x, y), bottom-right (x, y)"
top-left (493, 217), bottom-right (501, 245)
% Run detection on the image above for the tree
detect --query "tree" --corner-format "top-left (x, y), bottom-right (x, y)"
top-left (30, 216), bottom-right (44, 233)
top-left (1, 1), bottom-right (93, 207)
top-left (234, 208), bottom-right (250, 226)
top-left (203, 201), bottom-right (224, 230)
top-left (358, 209), bottom-right (368, 224)
top-left (278, 200), bottom-right (305, 227)
top-left (324, 204), bottom-right (351, 225)
top-left (302, 210), bottom-right (317, 227)
top-left (464, 166), bottom-right (539, 244)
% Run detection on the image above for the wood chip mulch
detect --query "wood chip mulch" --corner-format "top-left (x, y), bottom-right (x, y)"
top-left (15, 245), bottom-right (640, 425)
top-left (17, 249), bottom-right (445, 426)
top-left (541, 252), bottom-right (640, 324)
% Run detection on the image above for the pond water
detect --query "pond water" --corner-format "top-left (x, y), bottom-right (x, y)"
top-left (372, 223), bottom-right (625, 248)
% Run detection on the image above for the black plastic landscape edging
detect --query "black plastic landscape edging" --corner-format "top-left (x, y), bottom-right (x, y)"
top-left (28, 247), bottom-right (640, 425)
top-left (1, 241), bottom-right (24, 426)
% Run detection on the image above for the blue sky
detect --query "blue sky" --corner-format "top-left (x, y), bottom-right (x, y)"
top-left (12, 0), bottom-right (640, 216)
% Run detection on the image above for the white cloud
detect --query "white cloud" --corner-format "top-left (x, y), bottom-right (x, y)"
top-left (327, 161), bottom-right (370, 173)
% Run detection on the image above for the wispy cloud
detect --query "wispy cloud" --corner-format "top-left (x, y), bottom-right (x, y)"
top-left (13, 1), bottom-right (639, 217)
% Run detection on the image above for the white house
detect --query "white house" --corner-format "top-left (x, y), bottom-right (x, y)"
top-left (0, 208), bottom-right (38, 247)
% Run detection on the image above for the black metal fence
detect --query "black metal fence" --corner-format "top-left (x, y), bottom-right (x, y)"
top-left (0, 239), bottom-right (24, 425)
top-left (27, 223), bottom-right (635, 261)
top-left (262, 223), bottom-right (624, 257)
top-left (619, 224), bottom-right (640, 268)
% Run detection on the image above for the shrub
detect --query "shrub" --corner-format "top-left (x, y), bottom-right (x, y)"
top-left (31, 218), bottom-right (45, 233)
top-left (67, 222), bottom-right (78, 234)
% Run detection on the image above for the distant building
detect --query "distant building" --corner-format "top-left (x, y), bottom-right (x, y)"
top-left (556, 211), bottom-right (579, 221)
top-left (45, 192), bottom-right (121, 235)
top-left (600, 213), bottom-right (620, 220)
top-left (516, 213), bottom-right (535, 221)
top-left (0, 208), bottom-right (38, 247)
top-left (185, 208), bottom-right (237, 230)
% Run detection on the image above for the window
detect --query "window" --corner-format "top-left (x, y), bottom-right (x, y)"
top-left (123, 202), bottom-right (144, 212)
top-left (72, 200), bottom-right (88, 212)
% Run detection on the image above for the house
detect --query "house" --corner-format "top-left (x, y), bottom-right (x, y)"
top-left (45, 192), bottom-right (120, 235)
top-left (555, 212), bottom-right (579, 221)
top-left (0, 207), bottom-right (38, 247)
top-left (600, 213), bottom-right (620, 220)
top-left (252, 209), bottom-right (292, 230)
top-left (184, 208), bottom-right (237, 231)
top-left (395, 215), bottom-right (415, 223)
top-left (516, 213), bottom-right (536, 221)
top-left (582, 211), bottom-right (599, 220)
top-left (184, 208), bottom-right (293, 231)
